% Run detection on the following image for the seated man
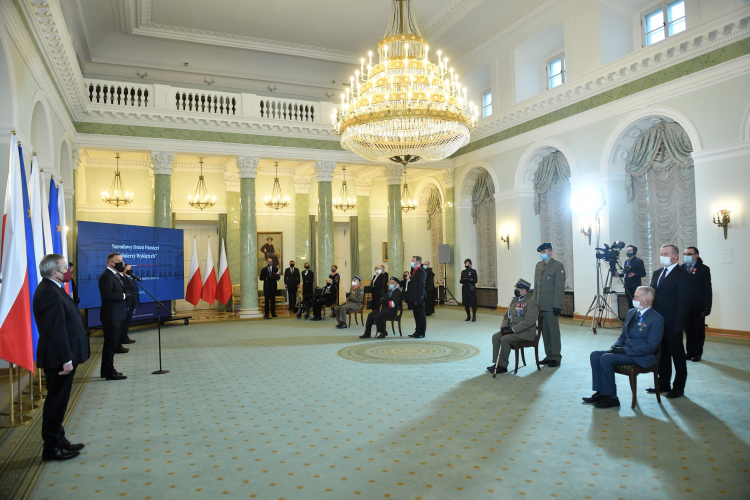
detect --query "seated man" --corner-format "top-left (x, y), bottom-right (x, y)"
top-left (333, 276), bottom-right (364, 329)
top-left (360, 277), bottom-right (402, 339)
top-left (489, 279), bottom-right (539, 375)
top-left (583, 286), bottom-right (664, 409)
top-left (311, 278), bottom-right (337, 321)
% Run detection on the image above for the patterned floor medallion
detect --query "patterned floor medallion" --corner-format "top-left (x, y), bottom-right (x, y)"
top-left (338, 340), bottom-right (480, 364)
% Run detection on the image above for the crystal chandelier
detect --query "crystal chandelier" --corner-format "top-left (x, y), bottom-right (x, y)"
top-left (188, 158), bottom-right (216, 210)
top-left (264, 162), bottom-right (290, 210)
top-left (332, 0), bottom-right (478, 166)
top-left (400, 166), bottom-right (417, 213)
top-left (333, 166), bottom-right (357, 212)
top-left (102, 153), bottom-right (133, 207)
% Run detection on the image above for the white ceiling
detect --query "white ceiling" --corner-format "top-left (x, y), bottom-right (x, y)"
top-left (61, 0), bottom-right (546, 101)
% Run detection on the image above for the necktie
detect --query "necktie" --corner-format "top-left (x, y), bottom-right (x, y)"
top-left (657, 268), bottom-right (667, 288)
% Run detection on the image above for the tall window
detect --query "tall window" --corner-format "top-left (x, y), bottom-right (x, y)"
top-left (482, 90), bottom-right (492, 118)
top-left (546, 54), bottom-right (565, 90)
top-left (642, 0), bottom-right (686, 47)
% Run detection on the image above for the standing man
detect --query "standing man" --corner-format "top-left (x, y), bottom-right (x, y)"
top-left (34, 254), bottom-right (90, 461)
top-left (68, 261), bottom-right (80, 305)
top-left (333, 276), bottom-right (364, 329)
top-left (620, 245), bottom-right (646, 309)
top-left (489, 279), bottom-right (539, 375)
top-left (533, 242), bottom-right (565, 367)
top-left (369, 265), bottom-right (388, 311)
top-left (406, 256), bottom-right (427, 339)
top-left (648, 244), bottom-right (689, 398)
top-left (119, 263), bottom-right (139, 346)
top-left (98, 252), bottom-right (128, 380)
top-left (260, 257), bottom-right (280, 319)
top-left (301, 262), bottom-right (315, 299)
top-left (360, 276), bottom-right (402, 339)
top-left (424, 261), bottom-right (436, 316)
top-left (683, 247), bottom-right (712, 362)
top-left (284, 260), bottom-right (301, 311)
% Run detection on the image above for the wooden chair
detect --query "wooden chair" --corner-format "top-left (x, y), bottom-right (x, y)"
top-left (347, 293), bottom-right (367, 327)
top-left (386, 302), bottom-right (404, 337)
top-left (509, 315), bottom-right (543, 375)
top-left (614, 345), bottom-right (663, 409)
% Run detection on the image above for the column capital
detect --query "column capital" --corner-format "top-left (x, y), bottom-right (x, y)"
top-left (150, 151), bottom-right (175, 175)
top-left (293, 175), bottom-right (311, 194)
top-left (356, 178), bottom-right (371, 196)
top-left (225, 172), bottom-right (240, 192)
top-left (237, 156), bottom-right (260, 178)
top-left (313, 161), bottom-right (336, 182)
top-left (442, 169), bottom-right (455, 188)
top-left (383, 164), bottom-right (404, 185)
top-left (71, 146), bottom-right (82, 171)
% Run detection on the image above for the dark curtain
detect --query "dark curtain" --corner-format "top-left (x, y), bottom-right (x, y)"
top-left (349, 216), bottom-right (359, 280)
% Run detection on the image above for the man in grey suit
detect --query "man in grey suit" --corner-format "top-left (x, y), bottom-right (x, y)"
top-left (583, 286), bottom-right (664, 409)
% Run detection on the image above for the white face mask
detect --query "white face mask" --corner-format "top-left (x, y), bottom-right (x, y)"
top-left (660, 256), bottom-right (672, 267)
top-left (632, 300), bottom-right (644, 311)
top-left (684, 255), bottom-right (694, 264)
top-left (375, 269), bottom-right (382, 274)
top-left (352, 281), bottom-right (357, 286)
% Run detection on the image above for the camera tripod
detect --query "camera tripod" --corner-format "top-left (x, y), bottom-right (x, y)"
top-left (580, 258), bottom-right (625, 334)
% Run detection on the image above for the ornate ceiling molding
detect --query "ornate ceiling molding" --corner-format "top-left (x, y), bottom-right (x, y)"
top-left (135, 0), bottom-right (363, 64)
top-left (423, 0), bottom-right (488, 38)
top-left (355, 178), bottom-right (372, 197)
top-left (442, 169), bottom-right (454, 189)
top-left (225, 172), bottom-right (240, 192)
top-left (293, 175), bottom-right (311, 194)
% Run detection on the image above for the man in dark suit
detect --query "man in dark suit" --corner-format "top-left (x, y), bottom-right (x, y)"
top-left (119, 263), bottom-right (140, 346)
top-left (301, 262), bottom-right (314, 298)
top-left (68, 261), bottom-right (80, 305)
top-left (260, 257), bottom-right (280, 319)
top-left (98, 252), bottom-right (129, 380)
top-left (404, 255), bottom-right (427, 339)
top-left (311, 278), bottom-right (336, 321)
top-left (583, 286), bottom-right (664, 409)
top-left (620, 245), bottom-right (646, 309)
top-left (34, 254), bottom-right (90, 461)
top-left (648, 244), bottom-right (689, 398)
top-left (369, 265), bottom-right (388, 311)
top-left (360, 276), bottom-right (402, 339)
top-left (284, 260), bottom-right (301, 311)
top-left (683, 247), bottom-right (712, 362)
top-left (424, 261), bottom-right (436, 316)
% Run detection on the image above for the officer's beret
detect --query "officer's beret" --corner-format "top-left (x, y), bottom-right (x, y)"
top-left (353, 275), bottom-right (362, 281)
top-left (515, 279), bottom-right (531, 290)
top-left (537, 242), bottom-right (553, 252)
top-left (390, 276), bottom-right (400, 283)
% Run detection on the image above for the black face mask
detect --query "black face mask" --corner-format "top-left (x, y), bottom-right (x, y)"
top-left (267, 263), bottom-right (273, 267)
top-left (126, 269), bottom-right (133, 276)
top-left (465, 265), bottom-right (470, 269)
top-left (626, 251), bottom-right (633, 257)
top-left (305, 266), bottom-right (310, 270)
top-left (290, 264), bottom-right (295, 268)
top-left (114, 262), bottom-right (125, 272)
top-left (331, 269), bottom-right (336, 273)
top-left (514, 289), bottom-right (521, 297)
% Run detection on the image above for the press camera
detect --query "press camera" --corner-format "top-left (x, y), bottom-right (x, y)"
top-left (595, 241), bottom-right (626, 266)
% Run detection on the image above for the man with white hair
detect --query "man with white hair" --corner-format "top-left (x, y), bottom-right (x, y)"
top-left (583, 286), bottom-right (664, 409)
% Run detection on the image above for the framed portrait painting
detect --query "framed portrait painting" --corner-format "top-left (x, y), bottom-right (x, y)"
top-left (258, 232), bottom-right (282, 272)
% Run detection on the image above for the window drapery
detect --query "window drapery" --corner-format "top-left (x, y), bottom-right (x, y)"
top-left (626, 122), bottom-right (696, 281)
top-left (534, 152), bottom-right (574, 290)
top-left (425, 188), bottom-right (445, 285)
top-left (472, 171), bottom-right (497, 287)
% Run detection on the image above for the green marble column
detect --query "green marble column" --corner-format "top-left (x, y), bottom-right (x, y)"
top-left (238, 157), bottom-right (263, 319)
top-left (385, 165), bottom-right (404, 276)
top-left (314, 161), bottom-right (336, 277)
top-left (356, 179), bottom-right (372, 276)
top-left (294, 176), bottom-right (311, 266)
top-left (226, 190), bottom-right (241, 290)
top-left (150, 151), bottom-right (174, 228)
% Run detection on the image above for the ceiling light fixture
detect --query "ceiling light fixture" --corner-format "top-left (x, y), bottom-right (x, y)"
top-left (264, 162), bottom-right (290, 210)
top-left (332, 0), bottom-right (478, 167)
top-left (188, 158), bottom-right (216, 210)
top-left (400, 166), bottom-right (417, 213)
top-left (333, 166), bottom-right (356, 212)
top-left (102, 153), bottom-right (133, 207)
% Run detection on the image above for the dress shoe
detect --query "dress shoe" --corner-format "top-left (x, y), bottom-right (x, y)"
top-left (547, 360), bottom-right (560, 367)
top-left (691, 356), bottom-right (701, 362)
top-left (123, 338), bottom-right (136, 344)
top-left (471, 316), bottom-right (476, 322)
top-left (666, 390), bottom-right (684, 399)
top-left (493, 366), bottom-right (508, 374)
top-left (264, 316), bottom-right (270, 320)
top-left (271, 313), bottom-right (278, 317)
top-left (60, 441), bottom-right (85, 451)
top-left (408, 333), bottom-right (425, 338)
top-left (359, 333), bottom-right (371, 339)
top-left (582, 392), bottom-right (606, 404)
top-left (376, 332), bottom-right (388, 339)
top-left (42, 447), bottom-right (80, 462)
top-left (594, 396), bottom-right (620, 409)
top-left (539, 359), bottom-right (551, 365)
top-left (105, 374), bottom-right (127, 380)
top-left (311, 317), bottom-right (322, 321)
top-left (646, 387), bottom-right (669, 394)
top-left (339, 324), bottom-right (348, 329)
top-left (115, 346), bottom-right (129, 354)
top-left (465, 317), bottom-right (471, 322)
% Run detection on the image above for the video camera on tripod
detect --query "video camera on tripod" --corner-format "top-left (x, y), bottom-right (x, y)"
top-left (595, 241), bottom-right (626, 272)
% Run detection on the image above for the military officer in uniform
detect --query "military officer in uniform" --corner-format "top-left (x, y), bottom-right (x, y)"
top-left (333, 276), bottom-right (364, 329)
top-left (489, 279), bottom-right (539, 375)
top-left (533, 242), bottom-right (565, 367)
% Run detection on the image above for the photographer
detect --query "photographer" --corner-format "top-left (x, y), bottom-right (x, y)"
top-left (488, 279), bottom-right (538, 375)
top-left (620, 245), bottom-right (646, 309)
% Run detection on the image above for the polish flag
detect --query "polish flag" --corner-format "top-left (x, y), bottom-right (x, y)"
top-left (215, 238), bottom-right (232, 305)
top-left (57, 180), bottom-right (70, 296)
top-left (0, 134), bottom-right (35, 373)
top-left (200, 238), bottom-right (217, 305)
top-left (185, 238), bottom-right (202, 306)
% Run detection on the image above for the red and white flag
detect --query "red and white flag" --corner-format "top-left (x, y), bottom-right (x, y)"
top-left (0, 135), bottom-right (35, 373)
top-left (215, 238), bottom-right (232, 305)
top-left (185, 238), bottom-right (202, 306)
top-left (200, 237), bottom-right (217, 305)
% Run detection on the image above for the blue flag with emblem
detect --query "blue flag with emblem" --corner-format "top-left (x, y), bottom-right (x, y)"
top-left (18, 144), bottom-right (40, 359)
top-left (48, 177), bottom-right (62, 255)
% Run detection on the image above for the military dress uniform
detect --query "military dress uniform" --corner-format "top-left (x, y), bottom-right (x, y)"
top-left (533, 243), bottom-right (565, 364)
top-left (334, 283), bottom-right (364, 327)
top-left (492, 293), bottom-right (539, 369)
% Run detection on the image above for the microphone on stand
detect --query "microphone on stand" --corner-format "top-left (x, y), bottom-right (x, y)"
top-left (127, 272), bottom-right (142, 282)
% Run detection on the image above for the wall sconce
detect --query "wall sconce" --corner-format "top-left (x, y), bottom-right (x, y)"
top-left (500, 232), bottom-right (510, 250)
top-left (713, 209), bottom-right (731, 239)
top-left (581, 223), bottom-right (592, 245)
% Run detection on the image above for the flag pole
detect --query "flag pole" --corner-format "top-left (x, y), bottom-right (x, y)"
top-left (15, 365), bottom-right (38, 414)
top-left (0, 364), bottom-right (32, 427)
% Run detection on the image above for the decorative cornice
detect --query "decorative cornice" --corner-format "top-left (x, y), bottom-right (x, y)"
top-left (293, 175), bottom-right (311, 194)
top-left (692, 141), bottom-right (750, 163)
top-left (149, 151), bottom-right (175, 175)
top-left (313, 161), bottom-right (336, 182)
top-left (442, 170), bottom-right (455, 189)
top-left (355, 178), bottom-right (372, 196)
top-left (173, 161), bottom-right (226, 172)
top-left (225, 172), bottom-right (240, 192)
top-left (237, 156), bottom-right (260, 178)
top-left (383, 165), bottom-right (404, 185)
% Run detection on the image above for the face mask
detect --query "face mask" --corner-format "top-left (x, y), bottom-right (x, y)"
top-left (126, 269), bottom-right (133, 275)
top-left (352, 281), bottom-right (357, 286)
top-left (267, 263), bottom-right (273, 267)
top-left (61, 269), bottom-right (72, 283)
top-left (331, 269), bottom-right (336, 273)
top-left (684, 255), bottom-right (693, 264)
top-left (626, 251), bottom-right (633, 257)
top-left (305, 266), bottom-right (310, 269)
top-left (540, 254), bottom-right (549, 261)
top-left (632, 300), bottom-right (643, 311)
top-left (410, 261), bottom-right (416, 268)
top-left (114, 262), bottom-right (125, 272)
top-left (660, 256), bottom-right (672, 267)
top-left (375, 269), bottom-right (382, 274)
top-left (465, 264), bottom-right (470, 269)
top-left (389, 284), bottom-right (396, 290)
top-left (514, 289), bottom-right (521, 298)
top-left (290, 264), bottom-right (295, 268)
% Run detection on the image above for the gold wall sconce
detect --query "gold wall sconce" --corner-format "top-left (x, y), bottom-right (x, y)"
top-left (581, 223), bottom-right (592, 245)
top-left (713, 209), bottom-right (731, 239)
top-left (500, 232), bottom-right (510, 250)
